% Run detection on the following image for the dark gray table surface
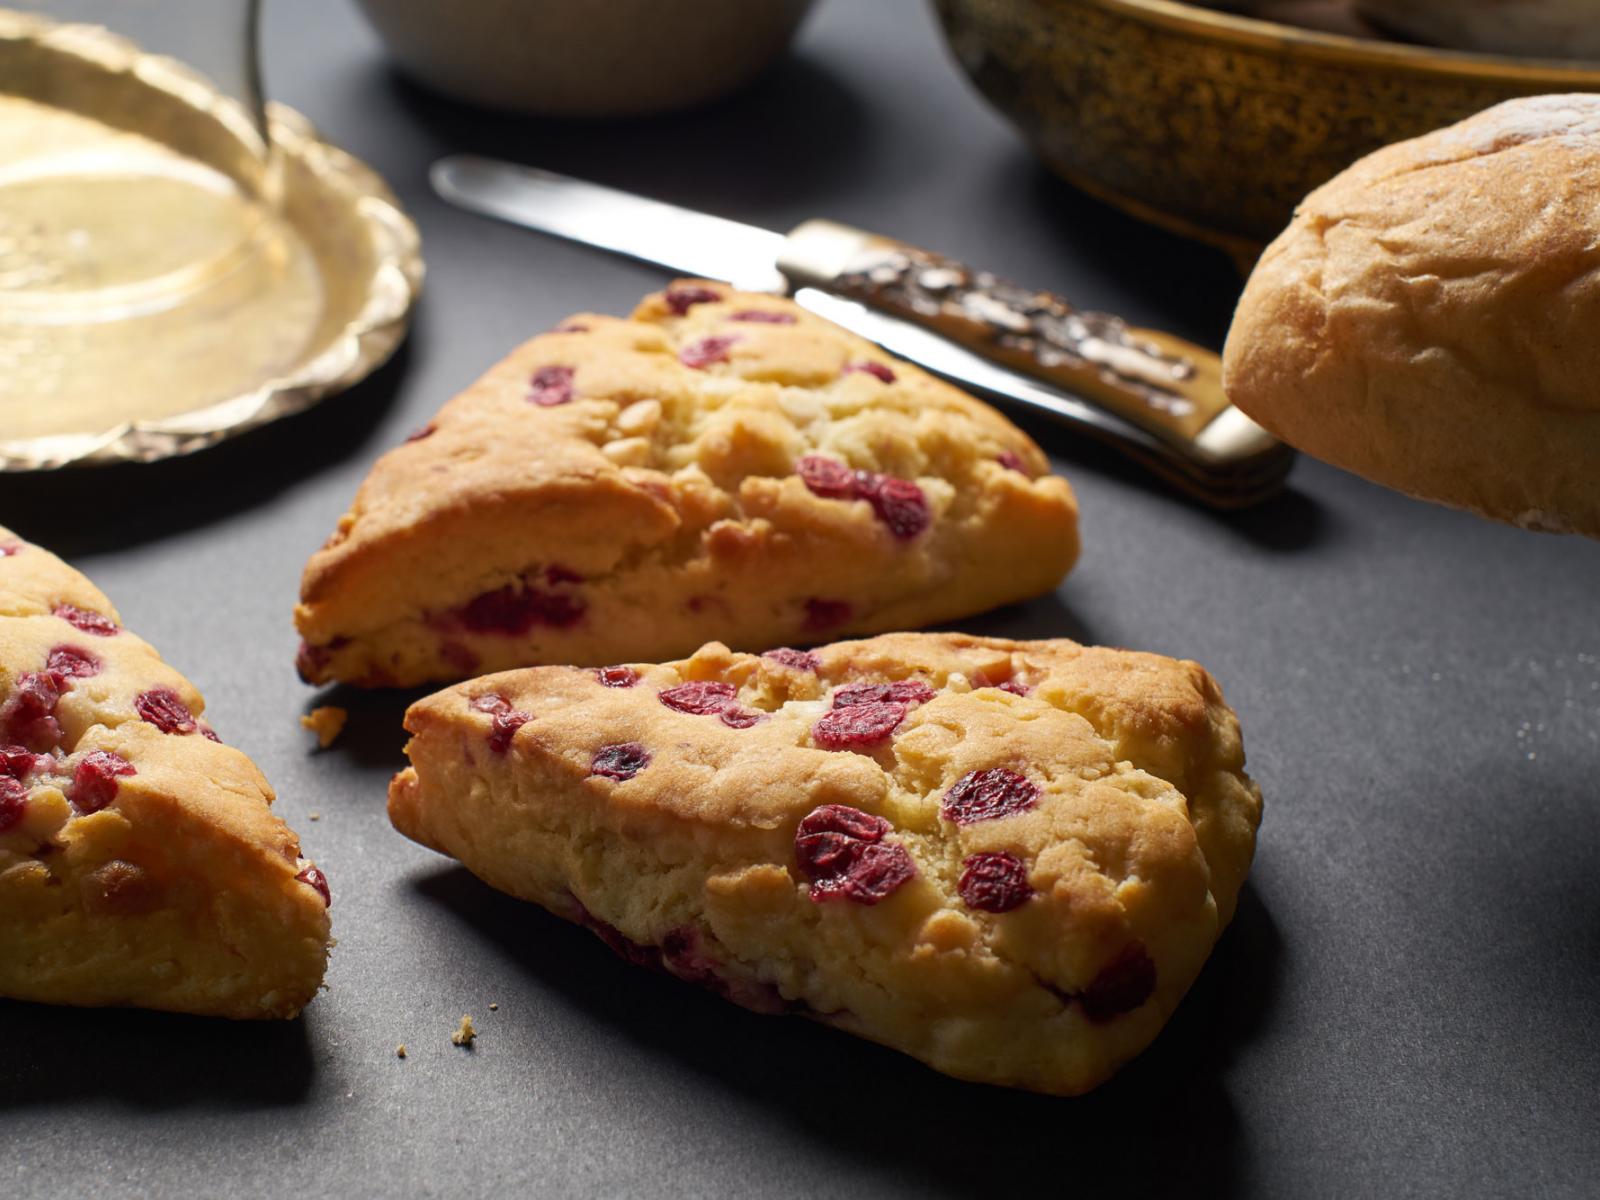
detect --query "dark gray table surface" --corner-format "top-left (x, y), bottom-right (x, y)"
top-left (5, 1), bottom-right (1599, 1196)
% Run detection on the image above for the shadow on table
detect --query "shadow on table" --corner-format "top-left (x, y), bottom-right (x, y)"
top-left (0, 338), bottom-right (414, 559)
top-left (415, 867), bottom-right (1283, 1197)
top-left (993, 401), bottom-right (1336, 556)
top-left (0, 1001), bottom-right (315, 1111)
top-left (381, 48), bottom-right (871, 218)
top-left (301, 682), bottom-right (435, 771)
top-left (948, 589), bottom-right (1098, 645)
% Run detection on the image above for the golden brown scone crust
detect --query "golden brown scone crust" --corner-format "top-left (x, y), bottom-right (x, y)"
top-left (297, 283), bottom-right (1079, 687)
top-left (1222, 94), bottom-right (1600, 538)
top-left (389, 632), bottom-right (1261, 1095)
top-left (0, 530), bottom-right (331, 1019)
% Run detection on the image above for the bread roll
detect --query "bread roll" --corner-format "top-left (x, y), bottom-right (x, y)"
top-left (1221, 95), bottom-right (1600, 538)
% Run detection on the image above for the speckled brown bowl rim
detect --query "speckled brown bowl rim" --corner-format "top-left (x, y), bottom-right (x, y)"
top-left (1099, 0), bottom-right (1600, 83)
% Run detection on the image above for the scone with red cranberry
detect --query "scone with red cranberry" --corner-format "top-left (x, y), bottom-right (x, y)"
top-left (296, 282), bottom-right (1079, 688)
top-left (0, 530), bottom-right (331, 1019)
top-left (389, 632), bottom-right (1261, 1094)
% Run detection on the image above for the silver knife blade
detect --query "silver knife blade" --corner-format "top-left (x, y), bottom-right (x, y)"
top-left (430, 155), bottom-right (788, 293)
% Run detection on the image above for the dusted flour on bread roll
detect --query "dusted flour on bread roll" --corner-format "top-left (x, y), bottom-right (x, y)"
top-left (1222, 95), bottom-right (1600, 538)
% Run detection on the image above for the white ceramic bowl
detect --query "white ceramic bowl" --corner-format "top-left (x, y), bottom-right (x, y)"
top-left (355, 0), bottom-right (818, 117)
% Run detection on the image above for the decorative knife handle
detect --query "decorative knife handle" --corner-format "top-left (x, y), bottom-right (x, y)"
top-left (777, 219), bottom-right (1252, 456)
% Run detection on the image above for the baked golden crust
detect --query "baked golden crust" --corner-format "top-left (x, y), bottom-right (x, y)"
top-left (297, 283), bottom-right (1079, 687)
top-left (389, 632), bottom-right (1261, 1094)
top-left (0, 529), bottom-right (331, 1018)
top-left (1222, 95), bottom-right (1600, 538)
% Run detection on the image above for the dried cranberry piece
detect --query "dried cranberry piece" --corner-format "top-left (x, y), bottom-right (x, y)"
top-left (679, 335), bottom-right (738, 369)
top-left (4, 671), bottom-right (64, 751)
top-left (10, 671), bottom-right (64, 719)
top-left (665, 284), bottom-right (723, 315)
top-left (763, 648), bottom-right (820, 673)
top-left (54, 605), bottom-right (118, 637)
top-left (1080, 944), bottom-right (1157, 1022)
top-left (296, 864), bottom-right (332, 907)
top-left (817, 842), bottom-right (916, 904)
top-left (579, 910), bottom-right (662, 970)
top-left (556, 321), bottom-right (589, 334)
top-left (797, 455), bottom-right (856, 500)
top-left (958, 852), bottom-right (1034, 913)
top-left (295, 638), bottom-right (347, 680)
top-left (797, 803), bottom-right (891, 844)
top-left (591, 742), bottom-right (651, 781)
top-left (528, 364), bottom-right (576, 406)
top-left (404, 423), bottom-right (436, 443)
top-left (845, 361), bottom-right (895, 383)
top-left (803, 598), bottom-right (851, 632)
top-left (0, 746), bottom-right (37, 778)
top-left (46, 645), bottom-right (101, 679)
top-left (545, 564), bottom-right (584, 585)
top-left (456, 582), bottom-right (585, 634)
top-left (795, 808), bottom-right (881, 881)
top-left (0, 542), bottom-right (19, 557)
top-left (595, 666), bottom-right (638, 688)
top-left (729, 309), bottom-right (796, 324)
top-left (135, 688), bottom-right (198, 736)
top-left (941, 768), bottom-right (1041, 825)
top-left (0, 775), bottom-right (26, 832)
top-left (72, 750), bottom-right (136, 814)
top-left (996, 450), bottom-right (1029, 475)
top-left (832, 680), bottom-right (935, 708)
top-left (658, 927), bottom-right (788, 1012)
top-left (854, 472), bottom-right (929, 540)
top-left (998, 679), bottom-right (1031, 696)
top-left (796, 457), bottom-right (928, 539)
top-left (469, 693), bottom-right (512, 715)
top-left (718, 704), bottom-right (765, 729)
top-left (488, 710), bottom-right (529, 754)
top-left (198, 723), bottom-right (221, 743)
top-left (658, 681), bottom-right (736, 715)
top-left (794, 804), bottom-right (913, 905)
top-left (813, 700), bottom-right (907, 750)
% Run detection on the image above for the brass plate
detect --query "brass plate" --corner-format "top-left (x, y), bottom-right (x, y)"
top-left (0, 10), bottom-right (422, 469)
top-left (933, 0), bottom-right (1600, 260)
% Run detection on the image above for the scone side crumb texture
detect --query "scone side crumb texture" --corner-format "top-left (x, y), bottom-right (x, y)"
top-left (0, 528), bottom-right (332, 1019)
top-left (296, 282), bottom-right (1080, 686)
top-left (388, 632), bottom-right (1262, 1095)
top-left (1222, 94), bottom-right (1600, 538)
top-left (301, 705), bottom-right (348, 749)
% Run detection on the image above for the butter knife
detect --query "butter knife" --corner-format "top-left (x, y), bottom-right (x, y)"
top-left (430, 154), bottom-right (1292, 508)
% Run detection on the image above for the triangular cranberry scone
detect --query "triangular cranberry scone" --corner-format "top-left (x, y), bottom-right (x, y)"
top-left (0, 529), bottom-right (331, 1018)
top-left (296, 282), bottom-right (1079, 687)
top-left (389, 632), bottom-right (1261, 1094)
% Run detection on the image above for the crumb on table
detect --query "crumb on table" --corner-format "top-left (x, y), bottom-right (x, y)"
top-left (451, 1014), bottom-right (476, 1048)
top-left (300, 706), bottom-right (348, 749)
top-left (396, 1043), bottom-right (407, 1059)
top-left (488, 1003), bottom-right (498, 1011)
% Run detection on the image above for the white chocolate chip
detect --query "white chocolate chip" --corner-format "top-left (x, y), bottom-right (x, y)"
top-left (602, 437), bottom-right (654, 467)
top-left (616, 398), bottom-right (662, 436)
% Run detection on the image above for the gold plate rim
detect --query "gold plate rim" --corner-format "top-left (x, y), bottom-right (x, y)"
top-left (0, 15), bottom-right (424, 472)
top-left (1090, 0), bottom-right (1600, 82)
